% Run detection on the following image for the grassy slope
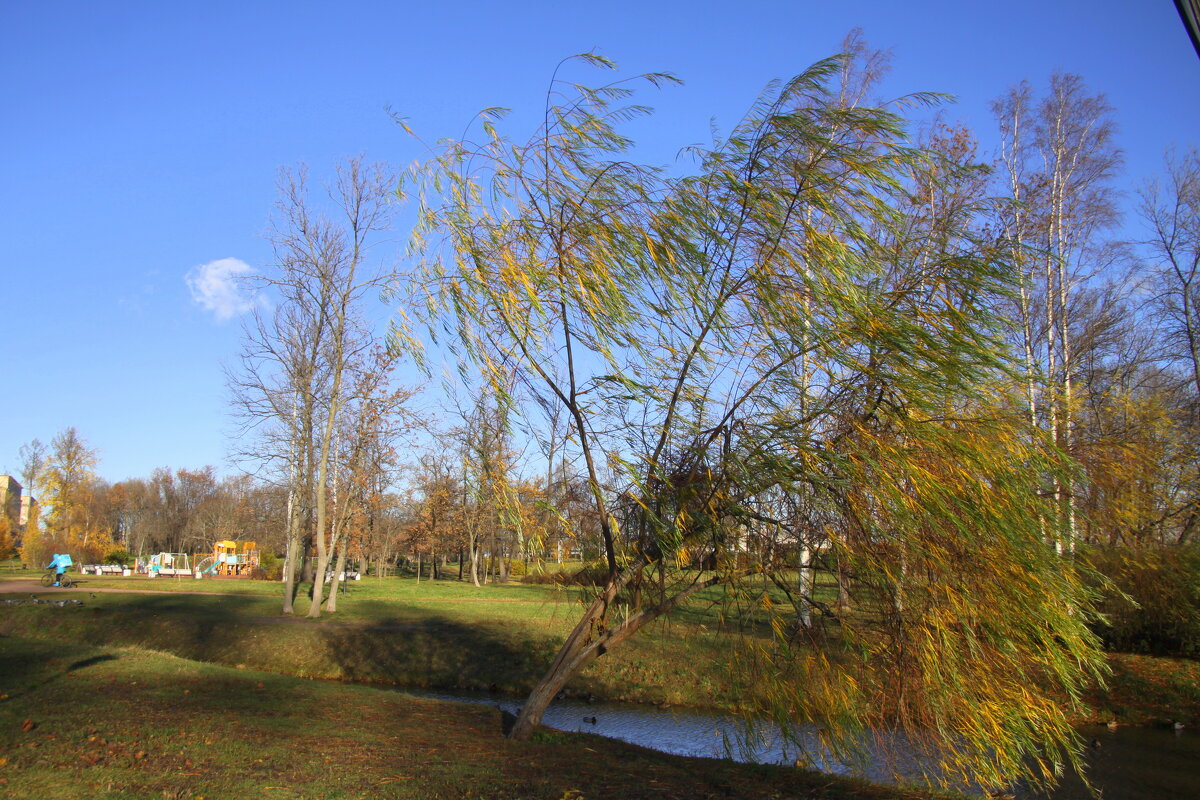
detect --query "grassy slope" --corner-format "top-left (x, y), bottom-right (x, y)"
top-left (0, 575), bottom-right (741, 708)
top-left (3, 573), bottom-right (1199, 726)
top-left (0, 635), bottom-right (948, 800)
top-left (1, 572), bottom-right (1197, 800)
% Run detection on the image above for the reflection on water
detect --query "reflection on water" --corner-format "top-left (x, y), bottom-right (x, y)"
top-left (407, 688), bottom-right (850, 769)
top-left (1019, 725), bottom-right (1200, 800)
top-left (404, 688), bottom-right (1199, 799)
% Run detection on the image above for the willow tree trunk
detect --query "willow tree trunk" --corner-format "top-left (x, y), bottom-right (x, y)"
top-left (508, 566), bottom-right (719, 740)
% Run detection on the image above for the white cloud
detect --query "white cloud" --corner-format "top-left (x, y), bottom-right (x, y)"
top-left (186, 257), bottom-right (257, 321)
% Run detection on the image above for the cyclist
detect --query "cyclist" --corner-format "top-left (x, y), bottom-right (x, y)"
top-left (45, 553), bottom-right (73, 587)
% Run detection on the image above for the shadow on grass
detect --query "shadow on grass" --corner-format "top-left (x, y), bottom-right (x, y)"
top-left (0, 638), bottom-right (119, 701)
top-left (66, 653), bottom-right (118, 671)
top-left (103, 590), bottom-right (265, 627)
top-left (318, 598), bottom-right (556, 695)
top-left (0, 591), bottom-right (281, 670)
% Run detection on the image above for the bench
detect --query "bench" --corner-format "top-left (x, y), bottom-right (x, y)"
top-left (156, 567), bottom-right (193, 577)
top-left (79, 564), bottom-right (128, 576)
top-left (324, 571), bottom-right (362, 581)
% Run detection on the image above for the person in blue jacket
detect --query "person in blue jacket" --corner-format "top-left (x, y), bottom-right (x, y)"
top-left (45, 553), bottom-right (72, 586)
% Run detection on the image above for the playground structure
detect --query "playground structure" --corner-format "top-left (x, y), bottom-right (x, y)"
top-left (195, 540), bottom-right (260, 578)
top-left (137, 552), bottom-right (193, 577)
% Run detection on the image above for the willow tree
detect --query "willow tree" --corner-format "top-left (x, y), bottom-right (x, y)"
top-left (402, 51), bottom-right (1103, 792)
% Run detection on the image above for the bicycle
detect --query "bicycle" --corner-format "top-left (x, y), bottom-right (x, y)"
top-left (39, 570), bottom-right (77, 589)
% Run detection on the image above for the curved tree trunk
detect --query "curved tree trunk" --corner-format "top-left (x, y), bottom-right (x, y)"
top-left (508, 564), bottom-right (720, 740)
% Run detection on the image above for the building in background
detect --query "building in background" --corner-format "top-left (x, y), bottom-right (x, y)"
top-left (0, 475), bottom-right (21, 531)
top-left (20, 495), bottom-right (39, 529)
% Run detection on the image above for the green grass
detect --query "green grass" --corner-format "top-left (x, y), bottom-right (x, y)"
top-left (0, 574), bottom-right (745, 709)
top-left (5, 571), bottom-right (1198, 728)
top-left (1083, 653), bottom-right (1200, 726)
top-left (0, 635), bottom-right (954, 800)
top-left (4, 571), bottom-right (1198, 799)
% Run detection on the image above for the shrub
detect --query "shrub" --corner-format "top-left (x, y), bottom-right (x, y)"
top-left (18, 525), bottom-right (51, 570)
top-left (1086, 544), bottom-right (1200, 658)
top-left (103, 548), bottom-right (133, 566)
top-left (522, 562), bottom-right (609, 587)
top-left (521, 569), bottom-right (559, 585)
top-left (257, 551), bottom-right (283, 581)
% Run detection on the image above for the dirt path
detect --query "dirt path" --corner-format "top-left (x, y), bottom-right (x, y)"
top-left (0, 577), bottom-right (441, 630)
top-left (0, 577), bottom-right (260, 597)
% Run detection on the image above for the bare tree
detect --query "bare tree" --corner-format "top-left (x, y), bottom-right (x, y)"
top-left (457, 387), bottom-right (520, 585)
top-left (230, 156), bottom-right (396, 616)
top-left (18, 439), bottom-right (46, 505)
top-left (17, 438), bottom-right (46, 540)
top-left (1130, 147), bottom-right (1200, 545)
top-left (324, 346), bottom-right (412, 609)
top-left (1142, 147), bottom-right (1200, 410)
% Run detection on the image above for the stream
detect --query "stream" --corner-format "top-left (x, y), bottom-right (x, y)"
top-left (403, 688), bottom-right (1200, 798)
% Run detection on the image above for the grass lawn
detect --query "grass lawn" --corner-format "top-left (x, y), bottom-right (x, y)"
top-left (3, 572), bottom-right (1199, 728)
top-left (1085, 653), bottom-right (1200, 726)
top-left (0, 574), bottom-right (744, 709)
top-left (3, 567), bottom-right (1198, 800)
top-left (0, 635), bottom-right (953, 800)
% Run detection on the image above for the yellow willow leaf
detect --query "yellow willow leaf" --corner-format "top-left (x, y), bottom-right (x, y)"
top-left (674, 546), bottom-right (690, 568)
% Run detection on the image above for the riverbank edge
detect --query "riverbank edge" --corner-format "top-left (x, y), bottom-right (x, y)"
top-left (0, 633), bottom-right (961, 800)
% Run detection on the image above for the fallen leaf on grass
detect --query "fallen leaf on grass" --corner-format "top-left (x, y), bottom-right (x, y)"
top-left (21, 719), bottom-right (36, 732)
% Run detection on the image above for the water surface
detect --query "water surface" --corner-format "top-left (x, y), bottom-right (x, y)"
top-left (405, 688), bottom-right (1200, 798)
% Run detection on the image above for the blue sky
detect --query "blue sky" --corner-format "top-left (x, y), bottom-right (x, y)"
top-left (1, 0), bottom-right (1197, 485)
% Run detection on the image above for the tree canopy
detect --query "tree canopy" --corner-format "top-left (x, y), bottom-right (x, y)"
top-left (400, 47), bottom-right (1105, 791)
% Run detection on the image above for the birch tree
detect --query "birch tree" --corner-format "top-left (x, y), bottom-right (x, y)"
top-left (993, 74), bottom-right (1123, 552)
